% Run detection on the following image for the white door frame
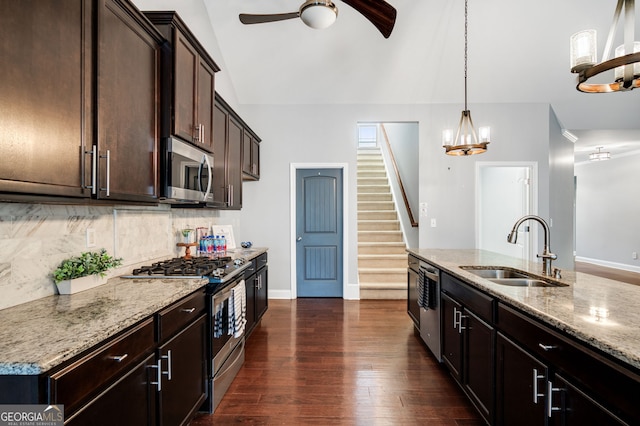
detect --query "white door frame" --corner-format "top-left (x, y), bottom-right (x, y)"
top-left (290, 163), bottom-right (352, 299)
top-left (475, 161), bottom-right (538, 262)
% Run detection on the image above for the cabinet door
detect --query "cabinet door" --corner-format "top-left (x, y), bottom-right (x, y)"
top-left (0, 0), bottom-right (91, 198)
top-left (251, 138), bottom-right (260, 179)
top-left (173, 30), bottom-right (198, 144)
top-left (65, 353), bottom-right (157, 426)
top-left (242, 130), bottom-right (252, 175)
top-left (496, 332), bottom-right (548, 426)
top-left (255, 266), bottom-right (268, 321)
top-left (464, 309), bottom-right (494, 424)
top-left (551, 374), bottom-right (626, 426)
top-left (96, 0), bottom-right (160, 202)
top-left (441, 292), bottom-right (463, 382)
top-left (197, 58), bottom-right (215, 152)
top-left (245, 271), bottom-right (257, 334)
top-left (158, 314), bottom-right (207, 426)
top-left (212, 102), bottom-right (229, 206)
top-left (227, 116), bottom-right (243, 209)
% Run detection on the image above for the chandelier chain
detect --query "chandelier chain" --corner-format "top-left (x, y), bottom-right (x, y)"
top-left (464, 0), bottom-right (468, 110)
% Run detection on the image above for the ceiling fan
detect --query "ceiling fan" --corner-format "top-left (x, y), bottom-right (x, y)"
top-left (239, 0), bottom-right (397, 39)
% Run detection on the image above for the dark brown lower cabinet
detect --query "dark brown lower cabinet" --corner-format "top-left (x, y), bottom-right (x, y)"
top-left (245, 253), bottom-right (269, 337)
top-left (157, 314), bottom-right (207, 426)
top-left (552, 374), bottom-right (626, 425)
top-left (441, 289), bottom-right (494, 424)
top-left (65, 353), bottom-right (157, 426)
top-left (496, 332), bottom-right (548, 426)
top-left (441, 293), bottom-right (463, 381)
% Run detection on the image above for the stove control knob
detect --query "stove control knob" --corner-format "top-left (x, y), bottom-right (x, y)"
top-left (234, 258), bottom-right (245, 266)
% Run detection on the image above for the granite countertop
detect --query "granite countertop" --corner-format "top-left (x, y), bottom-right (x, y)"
top-left (408, 248), bottom-right (640, 371)
top-left (0, 276), bottom-right (209, 375)
top-left (0, 248), bottom-right (268, 376)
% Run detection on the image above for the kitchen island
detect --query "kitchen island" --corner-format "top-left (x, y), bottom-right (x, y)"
top-left (408, 248), bottom-right (640, 425)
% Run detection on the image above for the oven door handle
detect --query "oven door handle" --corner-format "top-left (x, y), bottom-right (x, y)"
top-left (213, 340), bottom-right (245, 379)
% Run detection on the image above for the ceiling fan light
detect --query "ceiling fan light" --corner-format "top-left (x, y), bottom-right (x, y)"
top-left (300, 2), bottom-right (338, 29)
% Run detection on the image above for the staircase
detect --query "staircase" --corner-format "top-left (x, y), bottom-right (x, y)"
top-left (357, 148), bottom-right (408, 299)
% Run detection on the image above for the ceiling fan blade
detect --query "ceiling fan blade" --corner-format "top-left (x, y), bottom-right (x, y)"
top-left (341, 0), bottom-right (396, 38)
top-left (239, 12), bottom-right (300, 25)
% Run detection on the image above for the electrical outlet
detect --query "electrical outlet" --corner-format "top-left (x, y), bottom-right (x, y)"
top-left (633, 252), bottom-right (638, 260)
top-left (86, 228), bottom-right (96, 248)
top-left (430, 218), bottom-right (437, 227)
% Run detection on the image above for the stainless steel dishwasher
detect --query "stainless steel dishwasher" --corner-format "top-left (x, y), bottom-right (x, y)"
top-left (419, 262), bottom-right (441, 361)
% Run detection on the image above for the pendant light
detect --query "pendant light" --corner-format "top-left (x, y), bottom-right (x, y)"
top-left (570, 0), bottom-right (640, 93)
top-left (589, 146), bottom-right (611, 161)
top-left (442, 0), bottom-right (490, 156)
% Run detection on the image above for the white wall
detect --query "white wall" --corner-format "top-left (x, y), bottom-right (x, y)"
top-left (379, 122), bottom-right (419, 248)
top-left (235, 102), bottom-right (566, 297)
top-left (575, 152), bottom-right (640, 272)
top-left (420, 103), bottom-right (552, 250)
top-left (548, 108), bottom-right (576, 270)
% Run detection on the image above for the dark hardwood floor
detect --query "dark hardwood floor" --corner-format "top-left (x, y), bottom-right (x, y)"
top-left (575, 261), bottom-right (640, 286)
top-left (191, 299), bottom-right (483, 425)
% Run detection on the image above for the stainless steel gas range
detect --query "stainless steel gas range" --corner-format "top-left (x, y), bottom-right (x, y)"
top-left (125, 255), bottom-right (251, 413)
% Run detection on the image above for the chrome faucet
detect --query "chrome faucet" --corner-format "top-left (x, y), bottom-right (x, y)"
top-left (507, 215), bottom-right (557, 276)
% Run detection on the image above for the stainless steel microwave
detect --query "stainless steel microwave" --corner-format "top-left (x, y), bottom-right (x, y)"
top-left (161, 137), bottom-right (213, 203)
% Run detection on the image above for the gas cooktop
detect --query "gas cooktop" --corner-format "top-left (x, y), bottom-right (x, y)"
top-left (123, 256), bottom-right (250, 283)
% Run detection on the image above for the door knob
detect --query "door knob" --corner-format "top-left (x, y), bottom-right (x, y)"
top-left (296, 237), bottom-right (302, 242)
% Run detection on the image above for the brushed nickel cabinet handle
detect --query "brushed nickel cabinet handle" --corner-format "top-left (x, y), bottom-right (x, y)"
top-left (181, 307), bottom-right (196, 313)
top-left (539, 343), bottom-right (557, 351)
top-left (108, 354), bottom-right (128, 363)
top-left (533, 368), bottom-right (545, 403)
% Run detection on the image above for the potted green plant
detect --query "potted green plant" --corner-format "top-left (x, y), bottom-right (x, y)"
top-left (53, 249), bottom-right (123, 295)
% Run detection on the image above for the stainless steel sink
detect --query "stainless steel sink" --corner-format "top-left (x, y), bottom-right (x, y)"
top-left (459, 266), bottom-right (568, 288)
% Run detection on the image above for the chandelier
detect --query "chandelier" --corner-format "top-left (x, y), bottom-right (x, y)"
top-left (570, 0), bottom-right (640, 93)
top-left (442, 0), bottom-right (490, 156)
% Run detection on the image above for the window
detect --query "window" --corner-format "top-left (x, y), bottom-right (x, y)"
top-left (358, 124), bottom-right (378, 148)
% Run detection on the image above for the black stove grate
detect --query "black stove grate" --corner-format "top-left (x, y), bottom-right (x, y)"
top-left (132, 256), bottom-right (232, 277)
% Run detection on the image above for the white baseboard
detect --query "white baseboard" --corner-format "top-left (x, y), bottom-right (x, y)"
top-left (344, 282), bottom-right (360, 300)
top-left (268, 289), bottom-right (292, 299)
top-left (575, 256), bottom-right (640, 274)
top-left (268, 284), bottom-right (361, 300)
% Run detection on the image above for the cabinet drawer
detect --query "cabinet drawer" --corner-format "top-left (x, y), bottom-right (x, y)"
top-left (441, 273), bottom-right (494, 323)
top-left (49, 317), bottom-right (155, 415)
top-left (255, 252), bottom-right (268, 270)
top-left (157, 288), bottom-right (206, 342)
top-left (497, 302), bottom-right (640, 424)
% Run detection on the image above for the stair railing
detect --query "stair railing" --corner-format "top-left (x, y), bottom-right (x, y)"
top-left (380, 124), bottom-right (418, 227)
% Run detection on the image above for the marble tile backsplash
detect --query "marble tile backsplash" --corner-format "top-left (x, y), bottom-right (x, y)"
top-left (0, 202), bottom-right (234, 310)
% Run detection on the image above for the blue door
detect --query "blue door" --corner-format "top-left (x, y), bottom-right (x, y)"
top-left (296, 168), bottom-right (343, 297)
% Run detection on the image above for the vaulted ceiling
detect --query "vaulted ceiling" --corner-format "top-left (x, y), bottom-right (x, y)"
top-left (135, 0), bottom-right (640, 158)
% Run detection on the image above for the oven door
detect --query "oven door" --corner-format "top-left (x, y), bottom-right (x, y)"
top-left (211, 283), bottom-right (244, 375)
top-left (163, 137), bottom-right (213, 203)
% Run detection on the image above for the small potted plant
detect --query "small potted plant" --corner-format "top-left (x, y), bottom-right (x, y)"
top-left (53, 249), bottom-right (123, 295)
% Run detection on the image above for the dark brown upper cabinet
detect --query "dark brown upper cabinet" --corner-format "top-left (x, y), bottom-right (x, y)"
top-left (242, 128), bottom-right (261, 181)
top-left (211, 95), bottom-right (242, 210)
top-left (95, 0), bottom-right (163, 202)
top-left (0, 0), bottom-right (163, 203)
top-left (144, 12), bottom-right (220, 154)
top-left (0, 0), bottom-right (92, 199)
